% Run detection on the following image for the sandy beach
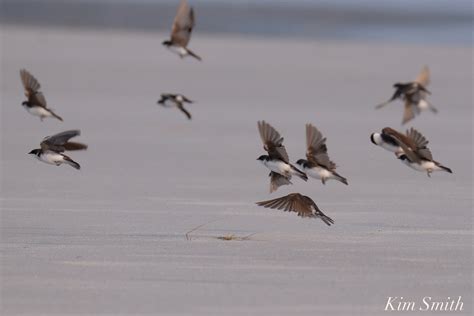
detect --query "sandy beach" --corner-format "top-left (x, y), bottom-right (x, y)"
top-left (0, 26), bottom-right (472, 315)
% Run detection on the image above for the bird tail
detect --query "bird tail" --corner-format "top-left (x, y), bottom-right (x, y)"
top-left (319, 214), bottom-right (334, 226)
top-left (375, 100), bottom-right (391, 109)
top-left (186, 49), bottom-right (202, 61)
top-left (437, 163), bottom-right (452, 174)
top-left (63, 155), bottom-right (80, 170)
top-left (428, 102), bottom-right (438, 113)
top-left (291, 164), bottom-right (308, 181)
top-left (49, 109), bottom-right (63, 121)
top-left (332, 171), bottom-right (348, 185)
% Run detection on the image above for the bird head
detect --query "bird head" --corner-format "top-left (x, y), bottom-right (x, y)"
top-left (256, 155), bottom-right (269, 161)
top-left (370, 133), bottom-right (381, 145)
top-left (397, 153), bottom-right (408, 161)
top-left (162, 40), bottom-right (172, 47)
top-left (393, 83), bottom-right (404, 89)
top-left (295, 159), bottom-right (307, 167)
top-left (28, 149), bottom-right (41, 156)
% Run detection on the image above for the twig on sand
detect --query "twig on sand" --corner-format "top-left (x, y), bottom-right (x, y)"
top-left (185, 219), bottom-right (257, 241)
top-left (216, 232), bottom-right (257, 241)
top-left (185, 219), bottom-right (221, 241)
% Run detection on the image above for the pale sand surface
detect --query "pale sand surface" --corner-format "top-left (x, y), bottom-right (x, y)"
top-left (0, 27), bottom-right (472, 315)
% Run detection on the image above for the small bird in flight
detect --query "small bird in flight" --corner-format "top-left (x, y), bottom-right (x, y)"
top-left (376, 66), bottom-right (437, 124)
top-left (256, 193), bottom-right (334, 225)
top-left (157, 93), bottom-right (194, 120)
top-left (257, 121), bottom-right (307, 193)
top-left (296, 123), bottom-right (348, 185)
top-left (20, 69), bottom-right (63, 121)
top-left (371, 127), bottom-right (452, 177)
top-left (370, 127), bottom-right (406, 155)
top-left (29, 130), bottom-right (87, 170)
top-left (162, 0), bottom-right (202, 61)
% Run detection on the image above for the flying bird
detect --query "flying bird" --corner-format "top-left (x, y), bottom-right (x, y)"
top-left (375, 66), bottom-right (437, 124)
top-left (371, 127), bottom-right (452, 177)
top-left (257, 121), bottom-right (307, 193)
top-left (162, 0), bottom-right (201, 61)
top-left (370, 127), bottom-right (406, 155)
top-left (256, 193), bottom-right (334, 225)
top-left (28, 130), bottom-right (87, 170)
top-left (296, 123), bottom-right (348, 185)
top-left (157, 93), bottom-right (194, 120)
top-left (394, 128), bottom-right (452, 177)
top-left (20, 69), bottom-right (63, 121)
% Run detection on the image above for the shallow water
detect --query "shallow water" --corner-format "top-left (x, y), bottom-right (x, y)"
top-left (1, 0), bottom-right (472, 45)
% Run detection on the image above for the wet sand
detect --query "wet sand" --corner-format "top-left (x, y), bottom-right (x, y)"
top-left (0, 26), bottom-right (472, 315)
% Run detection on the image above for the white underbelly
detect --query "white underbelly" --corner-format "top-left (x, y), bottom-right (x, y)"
top-left (26, 106), bottom-right (51, 117)
top-left (421, 160), bottom-right (440, 171)
top-left (264, 160), bottom-right (291, 175)
top-left (380, 142), bottom-right (402, 154)
top-left (402, 159), bottom-right (433, 172)
top-left (39, 152), bottom-right (64, 165)
top-left (168, 45), bottom-right (187, 56)
top-left (417, 99), bottom-right (429, 110)
top-left (306, 166), bottom-right (331, 179)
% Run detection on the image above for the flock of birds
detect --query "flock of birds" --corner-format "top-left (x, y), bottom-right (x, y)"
top-left (255, 64), bottom-right (452, 225)
top-left (19, 0), bottom-right (452, 228)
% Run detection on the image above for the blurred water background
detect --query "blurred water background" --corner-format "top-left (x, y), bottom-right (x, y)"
top-left (1, 0), bottom-right (472, 45)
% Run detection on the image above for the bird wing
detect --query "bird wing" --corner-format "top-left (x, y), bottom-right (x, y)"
top-left (256, 193), bottom-right (314, 218)
top-left (415, 65), bottom-right (430, 87)
top-left (40, 130), bottom-right (81, 152)
top-left (375, 86), bottom-right (403, 109)
top-left (405, 128), bottom-right (433, 160)
top-left (63, 142), bottom-right (88, 151)
top-left (33, 92), bottom-right (48, 108)
top-left (401, 98), bottom-right (416, 125)
top-left (20, 69), bottom-right (47, 108)
top-left (305, 123), bottom-right (336, 170)
top-left (382, 127), bottom-right (419, 162)
top-left (177, 103), bottom-right (192, 120)
top-left (170, 0), bottom-right (195, 47)
top-left (20, 69), bottom-right (40, 93)
top-left (257, 121), bottom-right (289, 163)
top-left (269, 172), bottom-right (292, 193)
